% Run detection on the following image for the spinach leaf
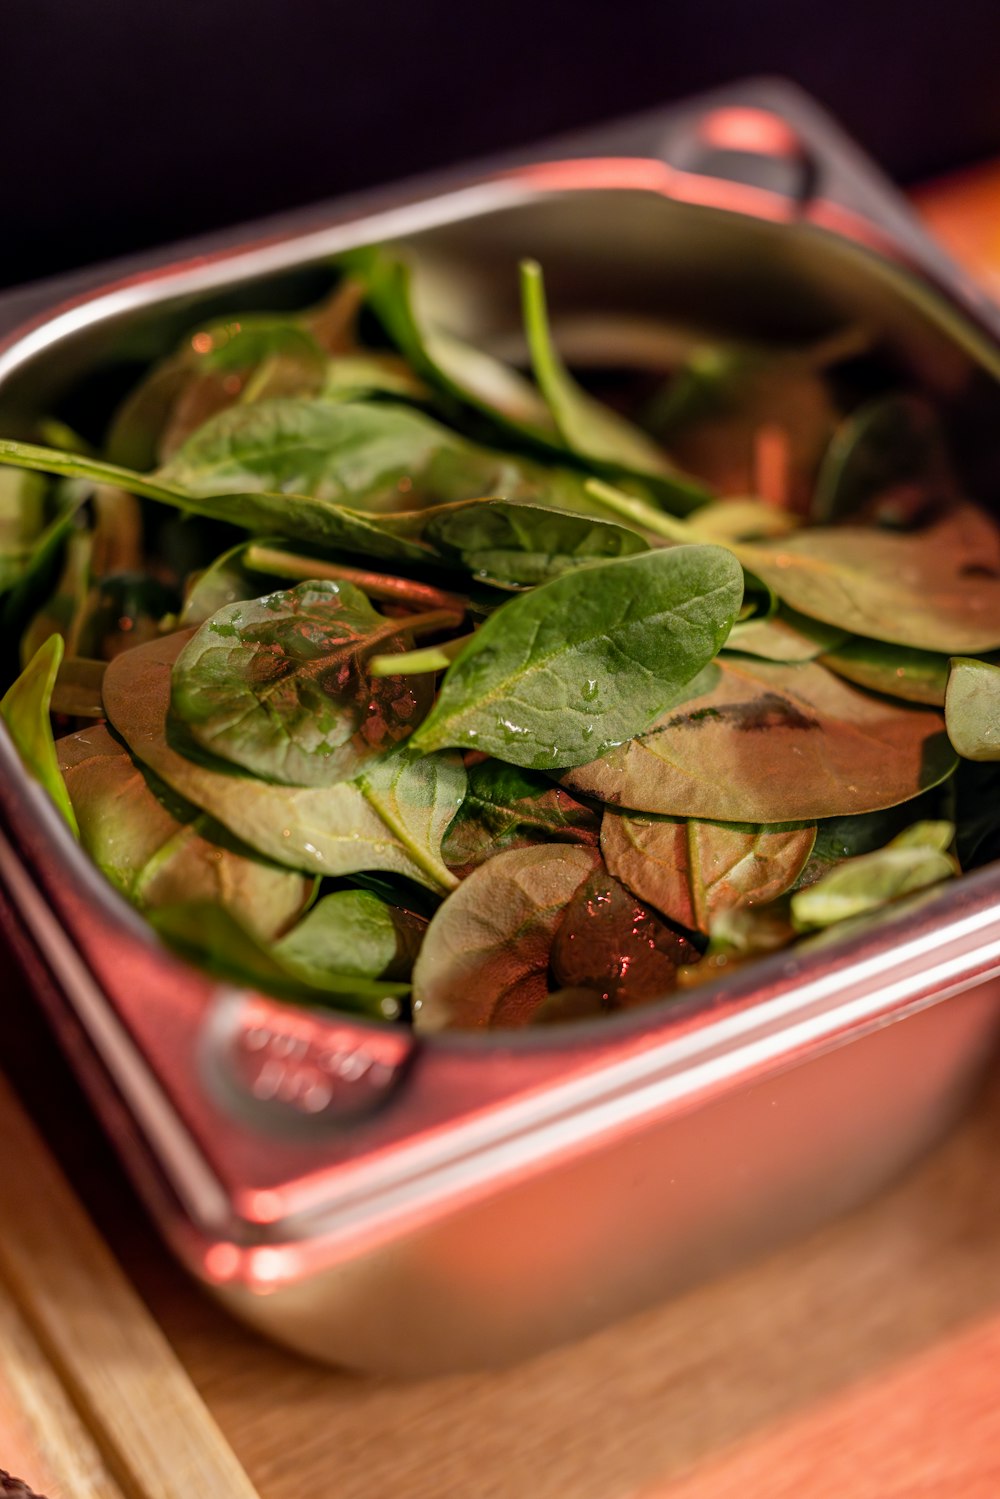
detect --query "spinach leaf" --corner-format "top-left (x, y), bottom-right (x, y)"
top-left (441, 758), bottom-right (600, 875)
top-left (812, 394), bottom-right (954, 524)
top-left (790, 822), bottom-right (957, 929)
top-left (150, 902), bottom-right (409, 1016)
top-left (737, 502), bottom-right (1000, 653)
top-left (109, 315), bottom-right (327, 467)
top-left (273, 888), bottom-right (425, 985)
top-left (0, 634), bottom-right (78, 834)
top-left (589, 476), bottom-right (1000, 655)
top-left (520, 259), bottom-right (678, 481)
top-left (57, 724), bottom-right (313, 938)
top-left (0, 436), bottom-right (438, 565)
top-left (157, 397), bottom-right (598, 517)
top-left (546, 865), bottom-right (700, 1009)
top-left (102, 632), bottom-right (465, 892)
top-left (601, 811), bottom-right (815, 933)
top-left (404, 497), bottom-right (649, 588)
top-left (320, 352), bottom-right (430, 404)
top-left (50, 655), bottom-right (106, 718)
top-left (411, 845), bottom-right (601, 1030)
top-left (342, 246), bottom-right (555, 432)
top-left (0, 467), bottom-right (47, 592)
top-left (945, 657), bottom-right (1000, 759)
top-left (411, 545), bottom-right (744, 769)
top-left (820, 638), bottom-right (951, 706)
top-left (171, 580), bottom-right (443, 786)
top-left (563, 656), bottom-right (956, 822)
top-left (725, 608), bottom-right (847, 663)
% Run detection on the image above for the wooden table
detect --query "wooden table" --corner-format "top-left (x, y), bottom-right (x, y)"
top-left (6, 162), bottom-right (1000, 1499)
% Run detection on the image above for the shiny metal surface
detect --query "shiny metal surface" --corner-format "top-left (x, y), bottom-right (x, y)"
top-left (2, 84), bottom-right (1000, 1373)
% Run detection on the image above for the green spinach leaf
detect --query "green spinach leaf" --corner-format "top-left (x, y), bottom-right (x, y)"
top-left (343, 246), bottom-right (555, 431)
top-left (171, 580), bottom-right (441, 786)
top-left (790, 822), bottom-right (957, 928)
top-left (150, 902), bottom-right (409, 1015)
top-left (411, 545), bottom-right (743, 769)
top-left (520, 259), bottom-right (677, 480)
top-left (0, 634), bottom-right (78, 834)
top-left (405, 496), bottom-right (649, 588)
top-left (944, 656), bottom-right (1000, 759)
top-left (442, 758), bottom-right (599, 874)
top-left (820, 638), bottom-right (951, 706)
top-left (273, 888), bottom-right (426, 985)
top-left (103, 632), bottom-right (465, 891)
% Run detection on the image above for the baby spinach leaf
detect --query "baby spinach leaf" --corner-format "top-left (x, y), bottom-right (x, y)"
top-left (0, 436), bottom-right (438, 564)
top-left (790, 822), bottom-right (957, 929)
top-left (812, 394), bottom-right (954, 524)
top-left (411, 844), bottom-right (601, 1031)
top-left (686, 498), bottom-right (803, 543)
top-left (738, 503), bottom-right (1000, 653)
top-left (944, 657), bottom-right (1000, 759)
top-left (181, 543), bottom-right (261, 627)
top-left (520, 259), bottom-right (676, 480)
top-left (150, 902), bottom-right (408, 1016)
top-left (171, 580), bottom-right (440, 787)
top-left (57, 724), bottom-right (313, 938)
top-left (0, 466), bottom-right (47, 592)
top-left (320, 352), bottom-right (430, 404)
top-left (50, 655), bottom-right (106, 718)
top-left (409, 497), bottom-right (649, 588)
top-left (590, 475), bottom-right (1000, 655)
top-left (354, 745), bottom-right (464, 892)
top-left (547, 865), bottom-right (700, 1009)
top-left (411, 545), bottom-right (744, 769)
top-left (601, 811), bottom-right (815, 933)
top-left (273, 888), bottom-right (425, 986)
top-left (344, 247), bottom-right (554, 431)
top-left (1, 634), bottom-right (78, 834)
top-left (110, 315), bottom-right (327, 466)
top-left (102, 632), bottom-right (465, 892)
top-left (725, 608), bottom-right (847, 663)
top-left (563, 656), bottom-right (956, 822)
top-left (820, 638), bottom-right (951, 706)
top-left (441, 758), bottom-right (600, 875)
top-left (157, 397), bottom-right (597, 517)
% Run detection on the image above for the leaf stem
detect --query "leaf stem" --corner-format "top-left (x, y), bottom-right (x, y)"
top-left (369, 634), bottom-right (472, 678)
top-left (0, 438), bottom-right (186, 506)
top-left (584, 478), bottom-right (693, 543)
top-left (358, 780), bottom-right (460, 893)
top-left (245, 543), bottom-right (468, 617)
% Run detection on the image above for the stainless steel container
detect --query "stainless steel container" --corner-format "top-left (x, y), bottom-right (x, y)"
top-left (2, 81), bottom-right (1000, 1377)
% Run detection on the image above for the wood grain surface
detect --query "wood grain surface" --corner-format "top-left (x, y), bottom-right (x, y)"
top-left (0, 1078), bottom-right (257, 1499)
top-left (115, 1074), bottom-right (1000, 1499)
top-left (6, 166), bottom-right (1000, 1499)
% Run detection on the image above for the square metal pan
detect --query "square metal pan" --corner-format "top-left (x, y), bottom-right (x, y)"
top-left (3, 80), bottom-right (1000, 1376)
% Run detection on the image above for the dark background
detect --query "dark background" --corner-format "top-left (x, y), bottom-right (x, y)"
top-left (5, 0), bottom-right (1000, 290)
